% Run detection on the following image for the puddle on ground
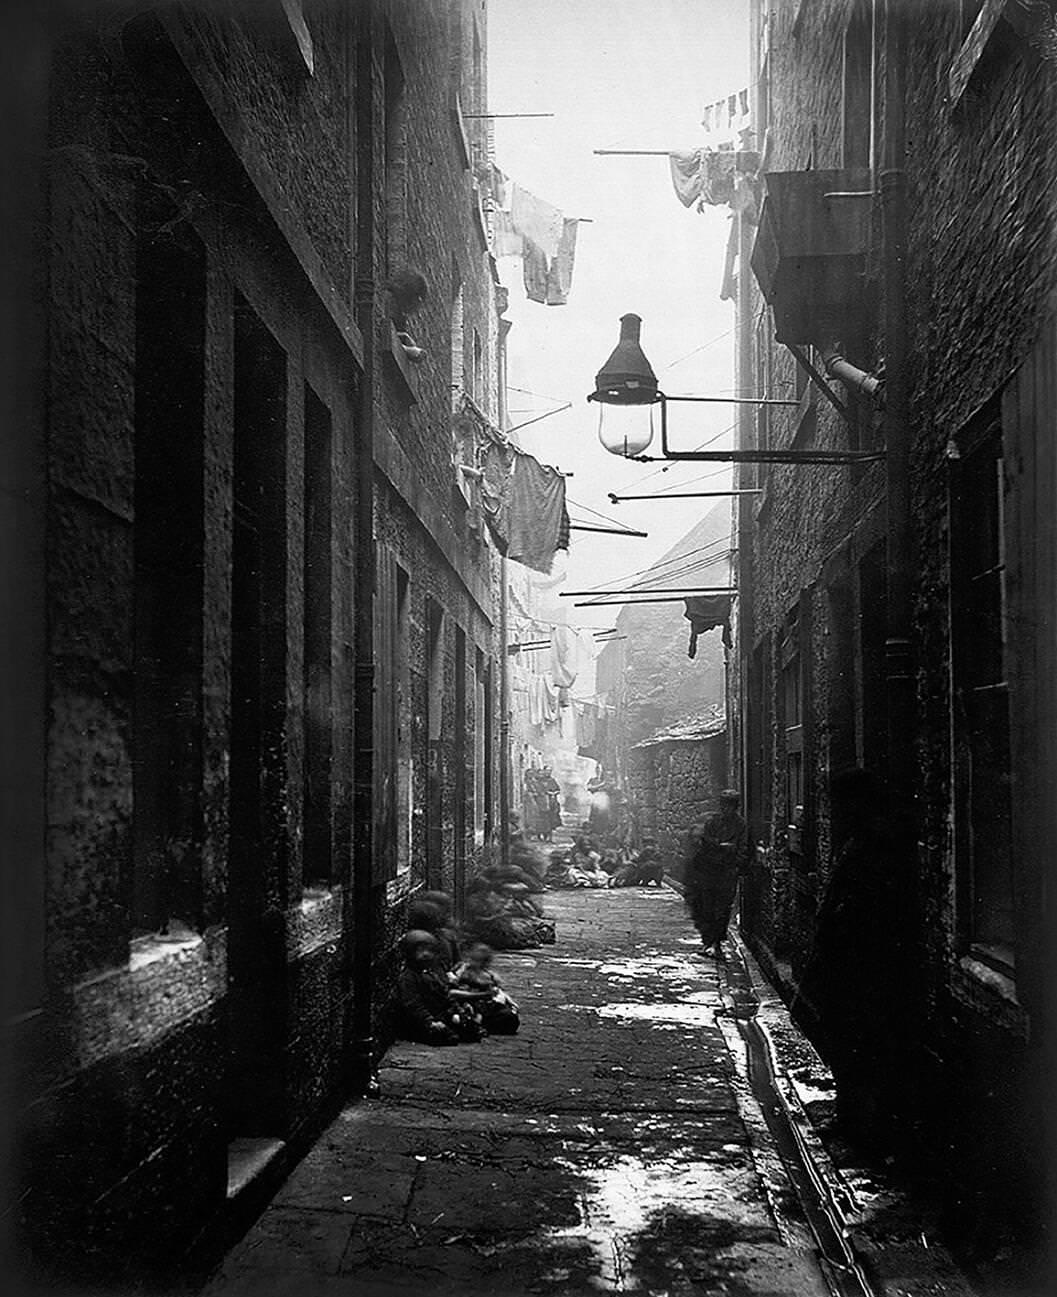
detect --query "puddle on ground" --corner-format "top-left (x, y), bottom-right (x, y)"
top-left (559, 1002), bottom-right (719, 1029)
top-left (540, 1153), bottom-right (773, 1291)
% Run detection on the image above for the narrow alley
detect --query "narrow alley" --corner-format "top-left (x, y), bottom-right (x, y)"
top-left (201, 888), bottom-right (973, 1297)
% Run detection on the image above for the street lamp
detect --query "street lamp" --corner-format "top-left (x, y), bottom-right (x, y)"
top-left (587, 313), bottom-right (883, 465)
top-left (586, 313), bottom-right (661, 457)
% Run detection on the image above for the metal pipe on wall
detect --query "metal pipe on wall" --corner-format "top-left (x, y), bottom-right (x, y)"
top-left (348, 0), bottom-right (379, 1097)
top-left (881, 1), bottom-right (913, 811)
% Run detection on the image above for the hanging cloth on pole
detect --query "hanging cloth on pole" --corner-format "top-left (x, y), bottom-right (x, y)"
top-left (683, 594), bottom-right (733, 659)
top-left (668, 149), bottom-right (738, 210)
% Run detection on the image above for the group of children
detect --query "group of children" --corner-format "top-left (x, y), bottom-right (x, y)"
top-left (544, 834), bottom-right (665, 890)
top-left (395, 889), bottom-right (521, 1046)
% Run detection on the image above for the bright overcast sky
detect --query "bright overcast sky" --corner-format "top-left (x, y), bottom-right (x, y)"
top-left (488, 0), bottom-right (749, 626)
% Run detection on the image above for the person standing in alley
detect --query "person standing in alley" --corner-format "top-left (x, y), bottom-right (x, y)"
top-left (683, 789), bottom-right (751, 957)
top-left (800, 767), bottom-right (917, 1151)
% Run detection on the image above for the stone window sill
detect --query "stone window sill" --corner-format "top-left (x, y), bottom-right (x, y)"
top-left (948, 0), bottom-right (1014, 105)
top-left (951, 953), bottom-right (1030, 1040)
top-left (385, 322), bottom-right (420, 405)
top-left (277, 0), bottom-right (314, 77)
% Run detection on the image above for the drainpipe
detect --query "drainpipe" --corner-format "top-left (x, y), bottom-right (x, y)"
top-left (499, 556), bottom-right (511, 869)
top-left (819, 345), bottom-right (884, 404)
top-left (881, 0), bottom-right (920, 1121)
top-left (881, 2), bottom-right (913, 815)
top-left (348, 0), bottom-right (379, 1097)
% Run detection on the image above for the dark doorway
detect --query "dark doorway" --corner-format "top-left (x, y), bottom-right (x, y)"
top-left (227, 298), bottom-right (289, 1141)
top-left (426, 600), bottom-right (444, 888)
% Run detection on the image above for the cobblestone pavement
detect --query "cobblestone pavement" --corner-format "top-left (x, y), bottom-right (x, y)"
top-left (201, 888), bottom-right (976, 1297)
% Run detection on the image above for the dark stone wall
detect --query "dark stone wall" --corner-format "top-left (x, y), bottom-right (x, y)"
top-left (742, 0), bottom-right (1057, 1257)
top-left (628, 734), bottom-right (729, 872)
top-left (13, 2), bottom-right (502, 1284)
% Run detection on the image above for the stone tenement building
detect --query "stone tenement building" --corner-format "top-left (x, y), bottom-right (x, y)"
top-left (732, 0), bottom-right (1056, 1261)
top-left (2, 0), bottom-right (505, 1285)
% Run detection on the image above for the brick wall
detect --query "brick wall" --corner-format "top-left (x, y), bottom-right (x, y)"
top-left (13, 2), bottom-right (505, 1284)
top-left (741, 0), bottom-right (1057, 1258)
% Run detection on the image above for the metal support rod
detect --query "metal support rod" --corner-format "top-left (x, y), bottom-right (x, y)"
top-left (608, 489), bottom-right (762, 502)
top-left (640, 445), bottom-right (884, 465)
top-left (654, 395), bottom-right (880, 462)
top-left (569, 522), bottom-right (648, 537)
top-left (561, 586), bottom-right (735, 598)
top-left (574, 593), bottom-right (736, 607)
top-left (463, 112), bottom-right (555, 118)
top-left (506, 402), bottom-right (573, 434)
top-left (664, 393), bottom-right (800, 406)
top-left (785, 344), bottom-right (851, 419)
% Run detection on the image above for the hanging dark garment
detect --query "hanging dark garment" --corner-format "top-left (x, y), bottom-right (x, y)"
top-left (684, 594), bottom-right (733, 658)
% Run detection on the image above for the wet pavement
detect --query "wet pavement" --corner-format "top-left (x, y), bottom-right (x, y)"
top-left (200, 888), bottom-right (977, 1296)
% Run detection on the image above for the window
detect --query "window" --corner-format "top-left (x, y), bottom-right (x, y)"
top-left (950, 408), bottom-right (1014, 966)
top-left (133, 188), bottom-right (207, 934)
top-left (373, 548), bottom-right (409, 881)
top-left (779, 595), bottom-right (812, 858)
top-left (453, 627), bottom-right (468, 897)
top-left (396, 566), bottom-right (412, 877)
top-left (472, 327), bottom-right (484, 406)
top-left (474, 649), bottom-right (486, 843)
top-left (426, 600), bottom-right (445, 887)
top-left (858, 543), bottom-right (888, 780)
top-left (230, 298), bottom-right (288, 931)
top-left (746, 638), bottom-right (773, 843)
top-left (303, 386), bottom-right (333, 886)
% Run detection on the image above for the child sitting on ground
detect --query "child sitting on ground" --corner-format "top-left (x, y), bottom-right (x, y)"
top-left (395, 930), bottom-right (483, 1045)
top-left (451, 942), bottom-right (520, 1035)
top-left (407, 889), bottom-right (460, 972)
top-left (611, 837), bottom-right (665, 887)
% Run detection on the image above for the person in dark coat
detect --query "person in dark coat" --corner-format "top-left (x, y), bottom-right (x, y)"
top-left (683, 790), bottom-right (751, 956)
top-left (800, 768), bottom-right (917, 1149)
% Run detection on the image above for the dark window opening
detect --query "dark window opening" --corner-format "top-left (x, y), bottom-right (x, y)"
top-left (780, 603), bottom-right (805, 856)
top-left (453, 626), bottom-right (467, 910)
top-left (858, 543), bottom-right (888, 784)
top-left (132, 186), bottom-right (207, 935)
top-left (951, 414), bottom-right (1014, 966)
top-left (426, 600), bottom-right (445, 888)
top-left (303, 385), bottom-right (333, 887)
top-left (396, 565), bottom-right (411, 877)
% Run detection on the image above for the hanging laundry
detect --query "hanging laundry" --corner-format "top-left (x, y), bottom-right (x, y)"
top-left (480, 441), bottom-right (570, 573)
top-left (511, 184), bottom-right (564, 260)
top-left (541, 675), bottom-right (561, 723)
top-left (545, 219), bottom-right (579, 306)
top-left (479, 440), bottom-right (517, 552)
top-left (549, 625), bottom-right (580, 689)
top-left (683, 594), bottom-right (733, 659)
top-left (522, 238), bottom-right (550, 304)
top-left (493, 208), bottom-right (523, 258)
top-left (504, 453), bottom-right (571, 574)
top-left (668, 149), bottom-right (738, 210)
